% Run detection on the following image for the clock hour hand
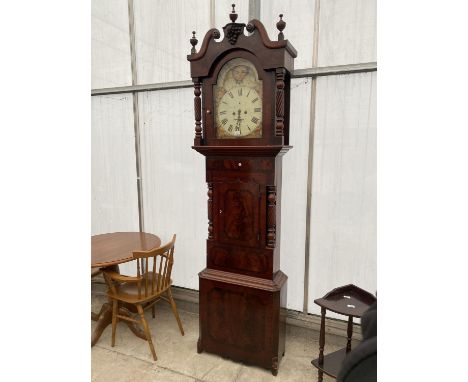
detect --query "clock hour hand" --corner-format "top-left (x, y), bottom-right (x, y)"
top-left (234, 109), bottom-right (243, 131)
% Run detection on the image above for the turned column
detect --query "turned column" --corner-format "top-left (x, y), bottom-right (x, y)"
top-left (318, 307), bottom-right (326, 382)
top-left (193, 79), bottom-right (202, 145)
top-left (346, 316), bottom-right (354, 353)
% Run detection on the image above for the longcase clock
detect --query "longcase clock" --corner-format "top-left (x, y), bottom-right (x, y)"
top-left (187, 5), bottom-right (297, 376)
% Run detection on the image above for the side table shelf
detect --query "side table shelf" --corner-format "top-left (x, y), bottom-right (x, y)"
top-left (311, 348), bottom-right (349, 379)
top-left (311, 284), bottom-right (376, 381)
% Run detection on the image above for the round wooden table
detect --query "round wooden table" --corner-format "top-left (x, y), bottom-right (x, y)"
top-left (91, 232), bottom-right (161, 346)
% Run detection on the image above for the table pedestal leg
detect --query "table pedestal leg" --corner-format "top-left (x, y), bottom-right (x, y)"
top-left (92, 303), bottom-right (107, 322)
top-left (92, 302), bottom-right (113, 346)
top-left (92, 264), bottom-right (148, 346)
top-left (318, 307), bottom-right (326, 382)
top-left (91, 303), bottom-right (147, 346)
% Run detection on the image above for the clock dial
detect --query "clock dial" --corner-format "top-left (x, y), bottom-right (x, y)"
top-left (214, 58), bottom-right (262, 139)
top-left (217, 86), bottom-right (262, 137)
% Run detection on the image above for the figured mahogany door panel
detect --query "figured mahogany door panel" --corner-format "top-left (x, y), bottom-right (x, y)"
top-left (199, 277), bottom-right (283, 370)
top-left (213, 181), bottom-right (263, 248)
top-left (207, 287), bottom-right (267, 351)
top-left (207, 241), bottom-right (273, 279)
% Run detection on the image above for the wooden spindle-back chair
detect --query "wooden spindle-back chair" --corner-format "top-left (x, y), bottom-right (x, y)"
top-left (102, 234), bottom-right (184, 360)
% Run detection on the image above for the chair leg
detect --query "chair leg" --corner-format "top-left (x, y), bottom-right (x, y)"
top-left (152, 305), bottom-right (155, 319)
top-left (111, 300), bottom-right (118, 347)
top-left (167, 288), bottom-right (184, 336)
top-left (137, 304), bottom-right (157, 361)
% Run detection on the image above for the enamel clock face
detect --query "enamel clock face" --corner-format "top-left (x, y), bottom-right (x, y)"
top-left (214, 58), bottom-right (263, 139)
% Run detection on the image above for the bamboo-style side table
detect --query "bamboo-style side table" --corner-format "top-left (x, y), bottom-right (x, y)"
top-left (311, 284), bottom-right (376, 381)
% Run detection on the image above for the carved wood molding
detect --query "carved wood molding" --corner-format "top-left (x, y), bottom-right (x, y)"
top-left (199, 268), bottom-right (287, 292)
top-left (192, 145), bottom-right (292, 157)
top-left (266, 185), bottom-right (276, 248)
top-left (246, 20), bottom-right (297, 57)
top-left (187, 21), bottom-right (297, 64)
top-left (225, 23), bottom-right (245, 45)
top-left (187, 28), bottom-right (220, 62)
top-left (194, 80), bottom-right (202, 145)
top-left (275, 68), bottom-right (286, 137)
top-left (207, 183), bottom-right (213, 240)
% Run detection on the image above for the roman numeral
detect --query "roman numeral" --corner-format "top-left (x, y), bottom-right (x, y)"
top-left (228, 125), bottom-right (233, 132)
top-left (251, 97), bottom-right (258, 103)
top-left (221, 118), bottom-right (228, 125)
top-left (219, 110), bottom-right (227, 115)
top-left (247, 90), bottom-right (250, 97)
top-left (254, 107), bottom-right (261, 113)
top-left (251, 117), bottom-right (259, 124)
top-left (228, 92), bottom-right (234, 98)
top-left (247, 125), bottom-right (251, 131)
top-left (238, 88), bottom-right (242, 96)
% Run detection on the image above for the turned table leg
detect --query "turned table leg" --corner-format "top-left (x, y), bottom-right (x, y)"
top-left (346, 315), bottom-right (353, 353)
top-left (318, 307), bottom-right (326, 382)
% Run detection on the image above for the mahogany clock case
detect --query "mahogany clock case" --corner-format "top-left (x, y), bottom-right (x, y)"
top-left (188, 7), bottom-right (297, 376)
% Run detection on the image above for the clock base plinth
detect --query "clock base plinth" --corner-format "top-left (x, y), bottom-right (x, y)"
top-left (198, 268), bottom-right (287, 376)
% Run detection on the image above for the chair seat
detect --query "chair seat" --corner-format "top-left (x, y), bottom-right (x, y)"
top-left (108, 272), bottom-right (172, 303)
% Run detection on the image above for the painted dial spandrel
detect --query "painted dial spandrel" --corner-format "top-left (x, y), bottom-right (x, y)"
top-left (214, 58), bottom-right (263, 138)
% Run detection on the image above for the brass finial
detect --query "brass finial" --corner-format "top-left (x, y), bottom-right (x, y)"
top-left (229, 4), bottom-right (238, 23)
top-left (276, 14), bottom-right (286, 41)
top-left (190, 31), bottom-right (198, 54)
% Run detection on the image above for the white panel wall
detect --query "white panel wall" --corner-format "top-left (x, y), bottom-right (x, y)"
top-left (138, 89), bottom-right (206, 290)
top-left (279, 78), bottom-right (311, 311)
top-left (91, 1), bottom-right (377, 316)
top-left (134, 0), bottom-right (211, 84)
top-left (214, 0), bottom-right (249, 30)
top-left (317, 0), bottom-right (377, 67)
top-left (91, 94), bottom-right (140, 274)
top-left (260, 0), bottom-right (316, 69)
top-left (308, 72), bottom-right (377, 317)
top-left (91, 0), bottom-right (132, 88)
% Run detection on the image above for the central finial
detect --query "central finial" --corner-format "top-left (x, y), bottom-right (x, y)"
top-left (276, 14), bottom-right (286, 40)
top-left (229, 4), bottom-right (238, 22)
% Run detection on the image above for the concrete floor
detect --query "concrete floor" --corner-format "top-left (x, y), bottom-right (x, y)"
top-left (92, 293), bottom-right (340, 382)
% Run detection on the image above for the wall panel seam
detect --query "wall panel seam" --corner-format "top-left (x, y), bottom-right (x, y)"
top-left (303, 0), bottom-right (322, 314)
top-left (128, 0), bottom-right (144, 232)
